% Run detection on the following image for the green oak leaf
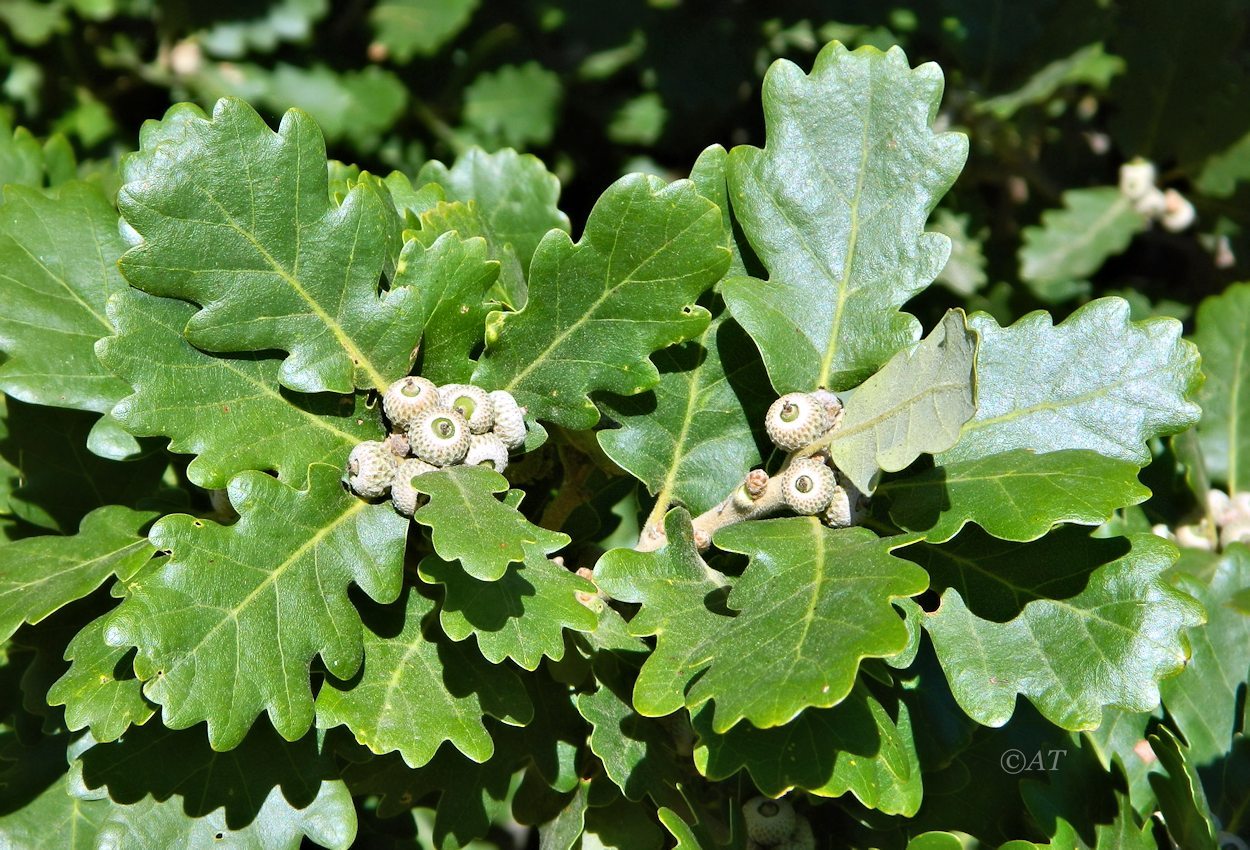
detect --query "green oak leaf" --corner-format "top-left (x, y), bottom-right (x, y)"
top-left (316, 588), bottom-right (531, 767)
top-left (1197, 131), bottom-right (1250, 197)
top-left (923, 531), bottom-right (1205, 730)
top-left (393, 231), bottom-right (498, 384)
top-left (597, 301), bottom-right (771, 518)
top-left (692, 521), bottom-right (927, 731)
top-left (1192, 283), bottom-right (1250, 493)
top-left (930, 209), bottom-right (987, 296)
top-left (103, 463), bottom-right (409, 749)
top-left (723, 42), bottom-right (967, 393)
top-left (418, 544), bottom-right (597, 670)
top-left (1161, 544), bottom-right (1250, 766)
top-left (99, 288), bottom-right (378, 489)
top-left (417, 147), bottom-right (570, 310)
top-left (0, 181), bottom-right (131, 424)
top-left (939, 298), bottom-right (1201, 467)
top-left (692, 685), bottom-right (922, 815)
top-left (975, 42), bottom-right (1124, 120)
top-left (824, 309), bottom-right (977, 493)
top-left (75, 721), bottom-right (356, 846)
top-left (0, 505), bottom-right (154, 643)
top-left (462, 62), bottom-right (562, 149)
top-left (411, 465), bottom-right (568, 582)
top-left (408, 200), bottom-right (523, 308)
top-left (1147, 727), bottom-right (1220, 850)
top-left (0, 123), bottom-right (48, 186)
top-left (1018, 188), bottom-right (1147, 301)
top-left (0, 400), bottom-right (167, 532)
top-left (881, 449), bottom-right (1151, 543)
top-left (577, 683), bottom-right (688, 810)
top-left (47, 612), bottom-right (154, 742)
top-left (0, 774), bottom-right (107, 849)
top-left (593, 509), bottom-right (726, 718)
top-left (471, 173), bottom-right (728, 429)
top-left (369, 0), bottom-right (478, 62)
top-left (195, 0), bottom-right (329, 57)
top-left (117, 97), bottom-right (416, 394)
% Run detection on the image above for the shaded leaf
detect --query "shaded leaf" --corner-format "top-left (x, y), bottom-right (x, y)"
top-left (975, 42), bottom-right (1124, 120)
top-left (1147, 727), bottom-right (1219, 850)
top-left (103, 463), bottom-right (409, 748)
top-left (473, 173), bottom-right (727, 428)
top-left (1018, 188), bottom-right (1146, 300)
top-left (1196, 130), bottom-right (1250, 198)
top-left (0, 774), bottom-right (106, 849)
top-left (418, 544), bottom-right (597, 671)
top-left (882, 449), bottom-right (1150, 543)
top-left (723, 43), bottom-right (967, 393)
top-left (195, 0), bottom-right (329, 57)
top-left (117, 98), bottom-right (415, 394)
top-left (393, 231), bottom-right (498, 384)
top-left (692, 685), bottom-right (922, 814)
top-left (694, 521), bottom-right (926, 731)
top-left (316, 588), bottom-right (531, 767)
top-left (1192, 283), bottom-right (1250, 493)
top-left (930, 209), bottom-right (987, 296)
top-left (939, 298), bottom-right (1201, 467)
top-left (99, 288), bottom-right (378, 489)
top-left (577, 683), bottom-right (687, 810)
top-left (823, 309), bottom-right (976, 493)
top-left (0, 506), bottom-right (154, 643)
top-left (411, 465), bottom-right (568, 582)
top-left (923, 531), bottom-right (1205, 730)
top-left (463, 62), bottom-right (562, 149)
top-left (0, 181), bottom-right (131, 423)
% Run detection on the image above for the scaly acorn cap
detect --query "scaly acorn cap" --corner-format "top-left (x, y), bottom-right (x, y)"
top-left (391, 458), bottom-right (437, 516)
top-left (408, 406), bottom-right (471, 466)
top-left (742, 796), bottom-right (796, 846)
top-left (383, 376), bottom-right (439, 430)
top-left (488, 389), bottom-right (527, 449)
top-left (782, 457), bottom-right (837, 515)
top-left (345, 440), bottom-right (397, 499)
top-left (464, 432), bottom-right (510, 472)
top-left (439, 384), bottom-right (495, 434)
top-left (765, 392), bottom-right (830, 451)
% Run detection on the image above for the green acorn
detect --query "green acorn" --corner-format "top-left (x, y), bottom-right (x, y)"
top-left (345, 440), bottom-right (397, 499)
top-left (782, 457), bottom-right (836, 515)
top-left (409, 407), bottom-right (471, 466)
top-left (383, 376), bottom-right (439, 430)
top-left (743, 796), bottom-right (796, 846)
top-left (765, 392), bottom-right (830, 451)
top-left (439, 384), bottom-right (495, 434)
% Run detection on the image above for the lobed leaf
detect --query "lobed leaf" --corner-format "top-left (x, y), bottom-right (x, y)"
top-left (117, 98), bottom-right (416, 394)
top-left (691, 521), bottom-right (927, 731)
top-left (418, 544), bottom-right (597, 671)
top-left (923, 532), bottom-right (1205, 730)
top-left (0, 775), bottom-right (107, 849)
top-left (99, 288), bottom-right (378, 489)
top-left (47, 611), bottom-right (154, 742)
top-left (471, 173), bottom-right (728, 429)
top-left (577, 684), bottom-right (688, 810)
top-left (462, 62), bottom-right (563, 149)
top-left (882, 449), bottom-right (1151, 543)
top-left (0, 505), bottom-right (155, 643)
top-left (1192, 283), bottom-right (1250, 493)
top-left (824, 309), bottom-right (977, 493)
top-left (103, 463), bottom-right (409, 749)
top-left (411, 465), bottom-right (568, 582)
top-left (939, 298), bottom-right (1201, 467)
top-left (369, 0), bottom-right (478, 62)
top-left (316, 589), bottom-right (532, 768)
top-left (723, 42), bottom-right (967, 393)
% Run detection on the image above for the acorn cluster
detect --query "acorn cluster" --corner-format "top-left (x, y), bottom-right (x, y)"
top-left (763, 390), bottom-right (866, 527)
top-left (344, 377), bottom-right (527, 516)
top-left (1156, 488), bottom-right (1250, 552)
top-left (1119, 159), bottom-right (1195, 232)
top-left (743, 797), bottom-right (814, 850)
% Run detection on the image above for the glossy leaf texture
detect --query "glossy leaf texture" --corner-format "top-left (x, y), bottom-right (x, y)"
top-left (723, 42), bottom-right (967, 393)
top-left (0, 181), bottom-right (131, 425)
top-left (117, 97), bottom-right (417, 394)
top-left (0, 505), bottom-right (154, 642)
top-left (919, 530), bottom-right (1205, 729)
top-left (823, 309), bottom-right (976, 493)
top-left (48, 610), bottom-right (155, 742)
top-left (1017, 187), bottom-right (1146, 302)
top-left (471, 172), bottom-right (728, 429)
top-left (941, 298), bottom-right (1200, 467)
top-left (102, 463), bottom-right (409, 749)
top-left (1192, 283), bottom-right (1250, 493)
top-left (98, 288), bottom-right (379, 489)
top-left (416, 147), bottom-right (570, 310)
top-left (316, 589), bottom-right (532, 767)
top-left (418, 544), bottom-right (598, 670)
top-left (410, 465), bottom-right (568, 582)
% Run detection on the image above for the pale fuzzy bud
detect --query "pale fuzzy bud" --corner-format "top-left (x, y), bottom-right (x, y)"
top-left (1230, 492), bottom-right (1250, 522)
top-left (1160, 188), bottom-right (1196, 232)
top-left (1220, 519), bottom-right (1250, 550)
top-left (746, 468), bottom-right (770, 498)
top-left (1132, 186), bottom-right (1167, 218)
top-left (1175, 524), bottom-right (1214, 551)
top-left (1207, 488), bottom-right (1232, 525)
top-left (1151, 523), bottom-right (1175, 541)
top-left (1119, 159), bottom-right (1157, 201)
